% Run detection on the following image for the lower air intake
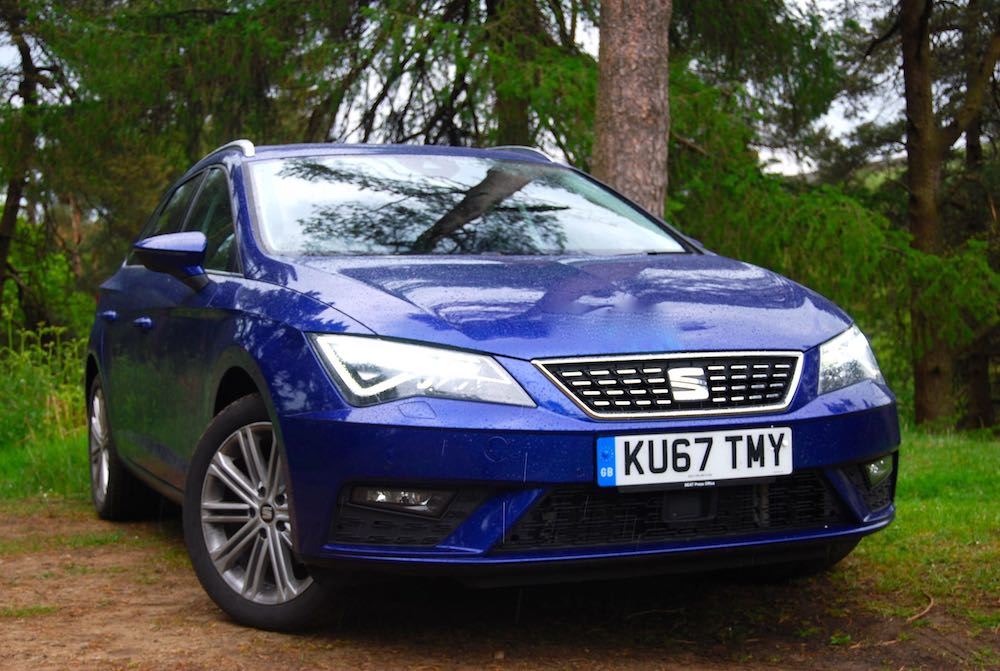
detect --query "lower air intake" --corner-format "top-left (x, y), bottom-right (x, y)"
top-left (497, 471), bottom-right (847, 552)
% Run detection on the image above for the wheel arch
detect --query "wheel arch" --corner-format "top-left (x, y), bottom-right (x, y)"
top-left (214, 366), bottom-right (261, 416)
top-left (85, 354), bottom-right (100, 399)
top-left (205, 345), bottom-right (315, 558)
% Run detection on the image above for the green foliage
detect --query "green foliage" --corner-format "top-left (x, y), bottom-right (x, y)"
top-left (671, 0), bottom-right (841, 149)
top-left (0, 325), bottom-right (86, 498)
top-left (1, 219), bottom-right (95, 337)
top-left (908, 240), bottom-right (1000, 351)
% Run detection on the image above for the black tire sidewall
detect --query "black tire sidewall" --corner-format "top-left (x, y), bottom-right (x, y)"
top-left (88, 377), bottom-right (145, 520)
top-left (182, 393), bottom-right (332, 631)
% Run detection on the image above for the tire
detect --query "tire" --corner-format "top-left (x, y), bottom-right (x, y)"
top-left (88, 377), bottom-right (158, 520)
top-left (182, 394), bottom-right (334, 631)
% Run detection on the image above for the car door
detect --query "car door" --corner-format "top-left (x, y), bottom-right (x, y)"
top-left (100, 172), bottom-right (205, 485)
top-left (138, 166), bottom-right (246, 488)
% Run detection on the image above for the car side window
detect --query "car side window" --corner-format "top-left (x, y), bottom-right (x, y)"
top-left (146, 173), bottom-right (204, 240)
top-left (184, 167), bottom-right (239, 273)
top-left (126, 173), bottom-right (205, 266)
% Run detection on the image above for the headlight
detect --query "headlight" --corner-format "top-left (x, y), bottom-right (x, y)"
top-left (310, 334), bottom-right (535, 408)
top-left (818, 325), bottom-right (884, 395)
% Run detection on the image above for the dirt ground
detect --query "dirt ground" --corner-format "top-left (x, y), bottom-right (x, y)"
top-left (0, 499), bottom-right (996, 671)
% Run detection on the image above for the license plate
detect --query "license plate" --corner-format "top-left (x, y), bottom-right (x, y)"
top-left (596, 427), bottom-right (792, 488)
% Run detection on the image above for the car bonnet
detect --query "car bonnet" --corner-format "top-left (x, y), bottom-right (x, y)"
top-left (262, 253), bottom-right (852, 360)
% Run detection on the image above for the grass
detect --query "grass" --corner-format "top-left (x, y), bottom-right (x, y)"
top-left (0, 530), bottom-right (126, 556)
top-left (0, 605), bottom-right (59, 618)
top-left (0, 429), bottom-right (88, 499)
top-left (851, 430), bottom-right (1000, 629)
top-left (0, 325), bottom-right (87, 499)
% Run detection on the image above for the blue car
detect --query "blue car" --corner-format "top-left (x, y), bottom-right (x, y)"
top-left (87, 140), bottom-right (899, 630)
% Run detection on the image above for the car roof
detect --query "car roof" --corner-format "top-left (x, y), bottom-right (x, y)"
top-left (199, 140), bottom-right (555, 167)
top-left (184, 141), bottom-right (559, 182)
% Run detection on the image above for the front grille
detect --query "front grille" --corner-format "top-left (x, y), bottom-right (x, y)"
top-left (535, 352), bottom-right (802, 418)
top-left (330, 487), bottom-right (493, 547)
top-left (497, 471), bottom-right (846, 552)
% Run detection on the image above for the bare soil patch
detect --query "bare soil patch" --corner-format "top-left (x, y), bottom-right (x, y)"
top-left (0, 499), bottom-right (996, 670)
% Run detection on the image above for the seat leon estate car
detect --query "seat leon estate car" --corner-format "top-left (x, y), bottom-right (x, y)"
top-left (86, 140), bottom-right (899, 630)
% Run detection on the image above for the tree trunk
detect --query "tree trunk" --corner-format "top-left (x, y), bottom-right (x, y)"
top-left (901, 0), bottom-right (953, 424)
top-left (956, 115), bottom-right (996, 428)
top-left (0, 175), bottom-right (27, 311)
top-left (899, 0), bottom-right (1000, 425)
top-left (486, 0), bottom-right (544, 146)
top-left (591, 0), bottom-right (672, 218)
top-left (0, 4), bottom-right (39, 315)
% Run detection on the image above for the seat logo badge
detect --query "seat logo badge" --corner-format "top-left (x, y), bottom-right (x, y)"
top-left (668, 367), bottom-right (709, 401)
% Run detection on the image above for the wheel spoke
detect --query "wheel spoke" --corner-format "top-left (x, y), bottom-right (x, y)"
top-left (202, 500), bottom-right (253, 525)
top-left (237, 427), bottom-right (267, 492)
top-left (267, 526), bottom-right (298, 600)
top-left (241, 534), bottom-right (270, 600)
top-left (90, 414), bottom-right (104, 447)
top-left (98, 451), bottom-right (109, 494)
top-left (90, 394), bottom-right (106, 445)
top-left (264, 439), bottom-right (281, 496)
top-left (210, 518), bottom-right (258, 571)
top-left (208, 452), bottom-right (259, 507)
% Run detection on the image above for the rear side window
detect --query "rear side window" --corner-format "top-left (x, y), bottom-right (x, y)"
top-left (183, 168), bottom-right (239, 272)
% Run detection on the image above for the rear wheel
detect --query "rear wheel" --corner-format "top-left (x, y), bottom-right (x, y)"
top-left (88, 377), bottom-right (157, 520)
top-left (183, 394), bottom-right (333, 631)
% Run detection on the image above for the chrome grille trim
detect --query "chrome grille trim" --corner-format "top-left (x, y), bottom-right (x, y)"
top-left (534, 351), bottom-right (804, 419)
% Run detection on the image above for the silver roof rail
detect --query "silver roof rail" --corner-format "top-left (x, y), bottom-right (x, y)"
top-left (491, 145), bottom-right (552, 161)
top-left (207, 139), bottom-right (256, 158)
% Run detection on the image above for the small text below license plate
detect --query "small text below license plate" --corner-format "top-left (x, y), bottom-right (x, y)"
top-left (596, 427), bottom-right (792, 488)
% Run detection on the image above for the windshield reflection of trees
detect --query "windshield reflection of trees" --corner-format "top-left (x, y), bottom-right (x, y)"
top-left (278, 159), bottom-right (569, 255)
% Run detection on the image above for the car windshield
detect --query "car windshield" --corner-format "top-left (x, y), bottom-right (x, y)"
top-left (249, 154), bottom-right (687, 256)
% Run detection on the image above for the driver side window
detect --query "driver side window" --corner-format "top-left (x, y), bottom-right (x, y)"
top-left (127, 173), bottom-right (204, 266)
top-left (183, 167), bottom-right (239, 273)
top-left (147, 174), bottom-right (204, 239)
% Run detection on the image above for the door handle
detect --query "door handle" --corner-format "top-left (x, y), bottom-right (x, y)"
top-left (98, 310), bottom-right (118, 323)
top-left (132, 317), bottom-right (154, 331)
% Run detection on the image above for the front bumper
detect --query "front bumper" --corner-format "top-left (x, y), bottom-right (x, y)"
top-left (279, 378), bottom-right (899, 573)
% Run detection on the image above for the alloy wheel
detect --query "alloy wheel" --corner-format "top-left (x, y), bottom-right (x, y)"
top-left (89, 387), bottom-right (111, 506)
top-left (199, 422), bottom-right (312, 605)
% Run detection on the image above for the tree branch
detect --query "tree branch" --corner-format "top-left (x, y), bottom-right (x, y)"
top-left (865, 11), bottom-right (902, 58)
top-left (671, 130), bottom-right (709, 156)
top-left (938, 31), bottom-right (1000, 151)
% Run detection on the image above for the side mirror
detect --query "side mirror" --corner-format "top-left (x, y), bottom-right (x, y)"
top-left (133, 231), bottom-right (211, 291)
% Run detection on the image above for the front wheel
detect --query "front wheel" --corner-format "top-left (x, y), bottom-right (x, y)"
top-left (182, 394), bottom-right (333, 631)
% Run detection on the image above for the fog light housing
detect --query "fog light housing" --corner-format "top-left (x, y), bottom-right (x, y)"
top-left (350, 486), bottom-right (455, 517)
top-left (864, 455), bottom-right (894, 487)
